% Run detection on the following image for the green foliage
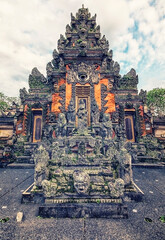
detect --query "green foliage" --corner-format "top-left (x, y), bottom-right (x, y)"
top-left (77, 39), bottom-right (82, 43)
top-left (0, 217), bottom-right (10, 223)
top-left (147, 88), bottom-right (165, 116)
top-left (0, 92), bottom-right (19, 111)
top-left (96, 199), bottom-right (101, 204)
top-left (159, 215), bottom-right (165, 223)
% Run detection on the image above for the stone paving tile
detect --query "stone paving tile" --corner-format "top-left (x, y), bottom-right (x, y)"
top-left (0, 167), bottom-right (164, 240)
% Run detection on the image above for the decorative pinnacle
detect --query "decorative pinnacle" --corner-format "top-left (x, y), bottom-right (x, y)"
top-left (82, 4), bottom-right (84, 8)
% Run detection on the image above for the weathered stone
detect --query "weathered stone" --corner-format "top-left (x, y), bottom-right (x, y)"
top-left (16, 212), bottom-right (23, 223)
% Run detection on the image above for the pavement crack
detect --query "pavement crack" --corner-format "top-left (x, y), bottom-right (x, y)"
top-left (82, 218), bottom-right (86, 240)
top-left (0, 173), bottom-right (34, 200)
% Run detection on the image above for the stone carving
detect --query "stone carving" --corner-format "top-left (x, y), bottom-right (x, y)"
top-left (94, 138), bottom-right (102, 156)
top-left (66, 99), bottom-right (75, 123)
top-left (56, 113), bottom-right (67, 137)
top-left (77, 99), bottom-right (88, 134)
top-left (101, 58), bottom-right (107, 71)
top-left (108, 178), bottom-right (125, 198)
top-left (120, 147), bottom-right (133, 185)
top-left (56, 5), bottom-right (110, 55)
top-left (98, 35), bottom-right (109, 52)
top-left (19, 87), bottom-right (28, 104)
top-left (101, 114), bottom-right (113, 139)
top-left (51, 49), bottom-right (60, 69)
top-left (111, 111), bottom-right (119, 123)
top-left (42, 125), bottom-right (53, 143)
top-left (73, 170), bottom-right (90, 194)
top-left (46, 62), bottom-right (54, 77)
top-left (59, 57), bottom-right (65, 71)
top-left (67, 62), bottom-right (99, 85)
top-left (41, 179), bottom-right (57, 197)
top-left (51, 141), bottom-right (62, 160)
top-left (78, 141), bottom-right (86, 157)
top-left (113, 62), bottom-right (120, 76)
top-left (91, 102), bottom-right (100, 124)
top-left (76, 5), bottom-right (91, 21)
top-left (119, 68), bottom-right (138, 89)
top-left (33, 145), bottom-right (49, 188)
top-left (139, 89), bottom-right (147, 104)
top-left (48, 112), bottom-right (56, 123)
top-left (58, 34), bottom-right (66, 53)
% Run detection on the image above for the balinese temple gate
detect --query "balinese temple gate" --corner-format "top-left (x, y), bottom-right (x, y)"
top-left (20, 6), bottom-right (143, 218)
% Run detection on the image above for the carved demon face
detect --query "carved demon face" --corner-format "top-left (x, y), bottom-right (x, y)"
top-left (73, 170), bottom-right (90, 194)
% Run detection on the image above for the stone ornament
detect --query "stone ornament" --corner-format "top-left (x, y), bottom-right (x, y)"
top-left (108, 178), bottom-right (125, 198)
top-left (67, 62), bottom-right (99, 84)
top-left (101, 113), bottom-right (113, 139)
top-left (55, 113), bottom-right (67, 137)
top-left (33, 145), bottom-right (49, 187)
top-left (41, 179), bottom-right (58, 197)
top-left (73, 170), bottom-right (90, 194)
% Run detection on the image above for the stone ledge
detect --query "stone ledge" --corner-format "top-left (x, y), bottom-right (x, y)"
top-left (38, 202), bottom-right (128, 218)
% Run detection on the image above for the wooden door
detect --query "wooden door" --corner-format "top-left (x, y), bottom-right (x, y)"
top-left (33, 115), bottom-right (42, 142)
top-left (125, 115), bottom-right (135, 142)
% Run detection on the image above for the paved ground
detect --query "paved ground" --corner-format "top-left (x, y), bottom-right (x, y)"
top-left (0, 166), bottom-right (164, 240)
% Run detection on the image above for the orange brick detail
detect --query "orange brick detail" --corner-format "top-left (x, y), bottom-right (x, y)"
top-left (104, 93), bottom-right (116, 113)
top-left (66, 80), bottom-right (72, 110)
top-left (100, 78), bottom-right (109, 87)
top-left (76, 83), bottom-right (90, 86)
top-left (94, 83), bottom-right (101, 110)
top-left (51, 93), bottom-right (62, 113)
top-left (58, 78), bottom-right (66, 86)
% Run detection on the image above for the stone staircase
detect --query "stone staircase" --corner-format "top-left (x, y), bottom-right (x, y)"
top-left (15, 142), bottom-right (38, 164)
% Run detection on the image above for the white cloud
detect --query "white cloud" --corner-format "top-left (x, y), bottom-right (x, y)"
top-left (0, 0), bottom-right (164, 97)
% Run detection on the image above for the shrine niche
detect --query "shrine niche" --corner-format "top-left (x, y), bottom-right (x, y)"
top-left (19, 5), bottom-right (147, 218)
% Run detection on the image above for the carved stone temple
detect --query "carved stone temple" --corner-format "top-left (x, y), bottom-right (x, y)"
top-left (20, 6), bottom-right (145, 218)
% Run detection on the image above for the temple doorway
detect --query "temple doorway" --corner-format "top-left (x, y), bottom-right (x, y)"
top-left (125, 113), bottom-right (135, 142)
top-left (32, 109), bottom-right (42, 142)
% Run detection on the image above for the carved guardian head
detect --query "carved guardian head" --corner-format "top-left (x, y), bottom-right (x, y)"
top-left (73, 170), bottom-right (90, 194)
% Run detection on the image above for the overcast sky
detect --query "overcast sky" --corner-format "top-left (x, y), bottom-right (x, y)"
top-left (0, 0), bottom-right (165, 97)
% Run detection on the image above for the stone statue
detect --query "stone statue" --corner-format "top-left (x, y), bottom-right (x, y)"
top-left (67, 99), bottom-right (75, 123)
top-left (59, 58), bottom-right (65, 71)
top-left (77, 99), bottom-right (88, 133)
top-left (101, 113), bottom-right (113, 139)
top-left (113, 62), bottom-right (120, 76)
top-left (91, 102), bottom-right (100, 124)
top-left (19, 88), bottom-right (27, 103)
top-left (42, 125), bottom-right (53, 143)
top-left (33, 145), bottom-right (49, 188)
top-left (48, 112), bottom-right (56, 123)
top-left (41, 179), bottom-right (57, 197)
top-left (120, 147), bottom-right (133, 186)
top-left (94, 139), bottom-right (102, 156)
top-left (139, 89), bottom-right (147, 104)
top-left (56, 113), bottom-right (67, 137)
top-left (78, 141), bottom-right (86, 157)
top-left (108, 178), bottom-right (125, 198)
top-left (51, 141), bottom-right (62, 160)
top-left (101, 58), bottom-right (107, 71)
top-left (73, 170), bottom-right (90, 194)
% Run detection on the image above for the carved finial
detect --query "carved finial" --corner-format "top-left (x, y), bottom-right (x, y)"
top-left (82, 4), bottom-right (84, 8)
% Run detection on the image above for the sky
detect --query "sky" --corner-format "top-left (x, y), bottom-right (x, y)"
top-left (0, 0), bottom-right (165, 97)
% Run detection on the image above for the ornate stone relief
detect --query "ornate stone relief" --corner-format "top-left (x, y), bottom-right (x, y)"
top-left (67, 62), bottom-right (99, 84)
top-left (73, 170), bottom-right (90, 194)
